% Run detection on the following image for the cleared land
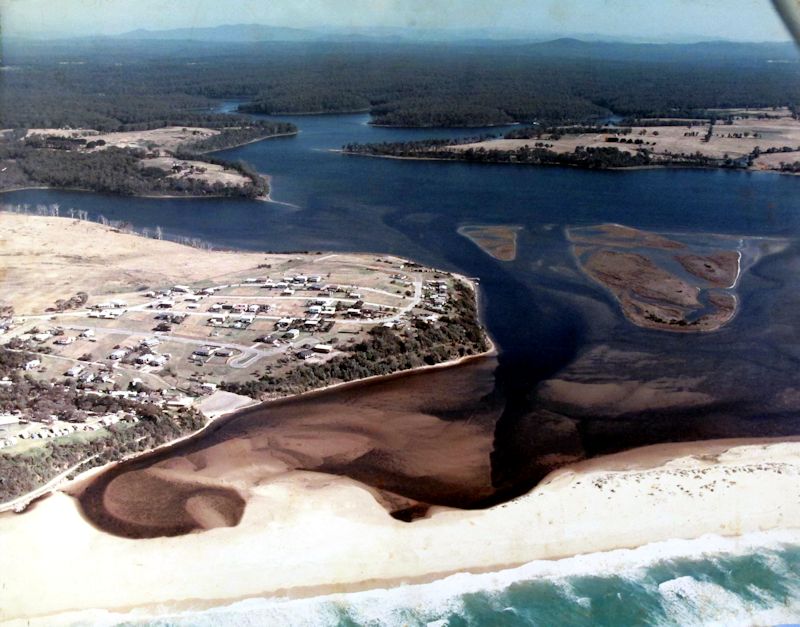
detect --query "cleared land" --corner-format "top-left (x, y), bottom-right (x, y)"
top-left (140, 156), bottom-right (251, 188)
top-left (2, 125), bottom-right (282, 198)
top-left (569, 224), bottom-right (741, 332)
top-left (0, 213), bottom-right (472, 396)
top-left (450, 108), bottom-right (800, 172)
top-left (26, 126), bottom-right (220, 154)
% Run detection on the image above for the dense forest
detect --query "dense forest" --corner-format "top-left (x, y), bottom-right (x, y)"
top-left (2, 39), bottom-right (800, 129)
top-left (0, 141), bottom-right (272, 198)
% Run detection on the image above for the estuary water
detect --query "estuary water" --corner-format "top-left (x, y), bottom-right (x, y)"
top-left (5, 109), bottom-right (800, 624)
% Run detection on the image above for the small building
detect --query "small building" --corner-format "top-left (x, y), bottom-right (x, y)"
top-left (172, 285), bottom-right (192, 293)
top-left (54, 336), bottom-right (75, 345)
top-left (313, 344), bottom-right (334, 354)
top-left (109, 349), bottom-right (128, 360)
top-left (297, 349), bottom-right (315, 360)
top-left (24, 359), bottom-right (41, 371)
top-left (137, 353), bottom-right (167, 367)
top-left (283, 329), bottom-right (300, 340)
top-left (65, 365), bottom-right (84, 377)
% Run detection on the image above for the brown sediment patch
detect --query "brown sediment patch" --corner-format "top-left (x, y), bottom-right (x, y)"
top-left (76, 356), bottom-right (502, 538)
top-left (677, 251), bottom-right (740, 287)
top-left (458, 224), bottom-right (522, 261)
top-left (95, 469), bottom-right (246, 538)
top-left (569, 224), bottom-right (741, 332)
top-left (567, 223), bottom-right (685, 250)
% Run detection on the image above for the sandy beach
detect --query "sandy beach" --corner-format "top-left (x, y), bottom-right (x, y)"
top-left (2, 437), bottom-right (800, 624)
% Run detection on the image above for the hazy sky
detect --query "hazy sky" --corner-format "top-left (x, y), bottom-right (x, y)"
top-left (3, 0), bottom-right (792, 41)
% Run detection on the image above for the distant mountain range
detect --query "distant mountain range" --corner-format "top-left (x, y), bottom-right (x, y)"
top-left (3, 24), bottom-right (797, 66)
top-left (101, 23), bottom-right (787, 46)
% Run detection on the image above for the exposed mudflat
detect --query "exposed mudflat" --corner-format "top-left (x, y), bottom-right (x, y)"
top-left (569, 224), bottom-right (742, 332)
top-left (458, 224), bottom-right (522, 261)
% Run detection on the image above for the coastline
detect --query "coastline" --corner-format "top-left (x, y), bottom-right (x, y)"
top-left (0, 130), bottom-right (299, 202)
top-left (3, 436), bottom-right (800, 623)
top-left (0, 185), bottom-right (268, 202)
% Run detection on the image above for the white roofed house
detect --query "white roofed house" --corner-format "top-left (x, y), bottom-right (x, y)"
top-left (137, 353), bottom-right (168, 367)
top-left (24, 359), bottom-right (41, 371)
top-left (65, 364), bottom-right (84, 377)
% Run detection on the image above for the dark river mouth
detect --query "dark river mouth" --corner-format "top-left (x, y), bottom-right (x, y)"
top-left (7, 109), bottom-right (800, 537)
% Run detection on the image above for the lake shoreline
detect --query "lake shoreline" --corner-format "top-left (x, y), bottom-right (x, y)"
top-left (338, 149), bottom-right (799, 175)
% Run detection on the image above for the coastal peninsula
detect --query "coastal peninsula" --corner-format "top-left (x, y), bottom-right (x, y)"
top-left (0, 212), bottom-right (489, 507)
top-left (344, 107), bottom-right (800, 174)
top-left (0, 122), bottom-right (296, 200)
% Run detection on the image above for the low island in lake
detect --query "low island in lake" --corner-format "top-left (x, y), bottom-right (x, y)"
top-left (569, 224), bottom-right (743, 332)
top-left (458, 224), bottom-right (523, 261)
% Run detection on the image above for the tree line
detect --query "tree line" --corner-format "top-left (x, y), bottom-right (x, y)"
top-left (2, 42), bottom-right (800, 130)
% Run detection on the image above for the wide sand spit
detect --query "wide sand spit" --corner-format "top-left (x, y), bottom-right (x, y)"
top-left (2, 437), bottom-right (800, 623)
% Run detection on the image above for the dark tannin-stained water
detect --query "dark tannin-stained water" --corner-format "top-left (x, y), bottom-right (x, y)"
top-left (7, 108), bottom-right (800, 537)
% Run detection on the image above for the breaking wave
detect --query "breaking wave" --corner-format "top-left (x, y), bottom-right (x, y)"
top-left (63, 529), bottom-right (800, 627)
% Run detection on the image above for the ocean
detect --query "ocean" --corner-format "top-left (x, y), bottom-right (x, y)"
top-left (71, 531), bottom-right (798, 626)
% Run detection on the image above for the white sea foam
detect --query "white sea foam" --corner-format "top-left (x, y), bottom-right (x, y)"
top-left (49, 528), bottom-right (800, 627)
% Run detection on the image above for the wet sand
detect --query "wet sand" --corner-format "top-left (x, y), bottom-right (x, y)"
top-left (4, 438), bottom-right (800, 624)
top-left (458, 225), bottom-right (522, 261)
top-left (75, 356), bottom-right (502, 537)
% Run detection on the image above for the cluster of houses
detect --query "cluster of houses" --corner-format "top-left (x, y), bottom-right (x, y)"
top-left (0, 411), bottom-right (138, 450)
top-left (106, 336), bottom-right (171, 369)
top-left (422, 280), bottom-right (449, 313)
top-left (88, 300), bottom-right (127, 319)
top-left (191, 345), bottom-right (234, 361)
top-left (207, 302), bottom-right (271, 329)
